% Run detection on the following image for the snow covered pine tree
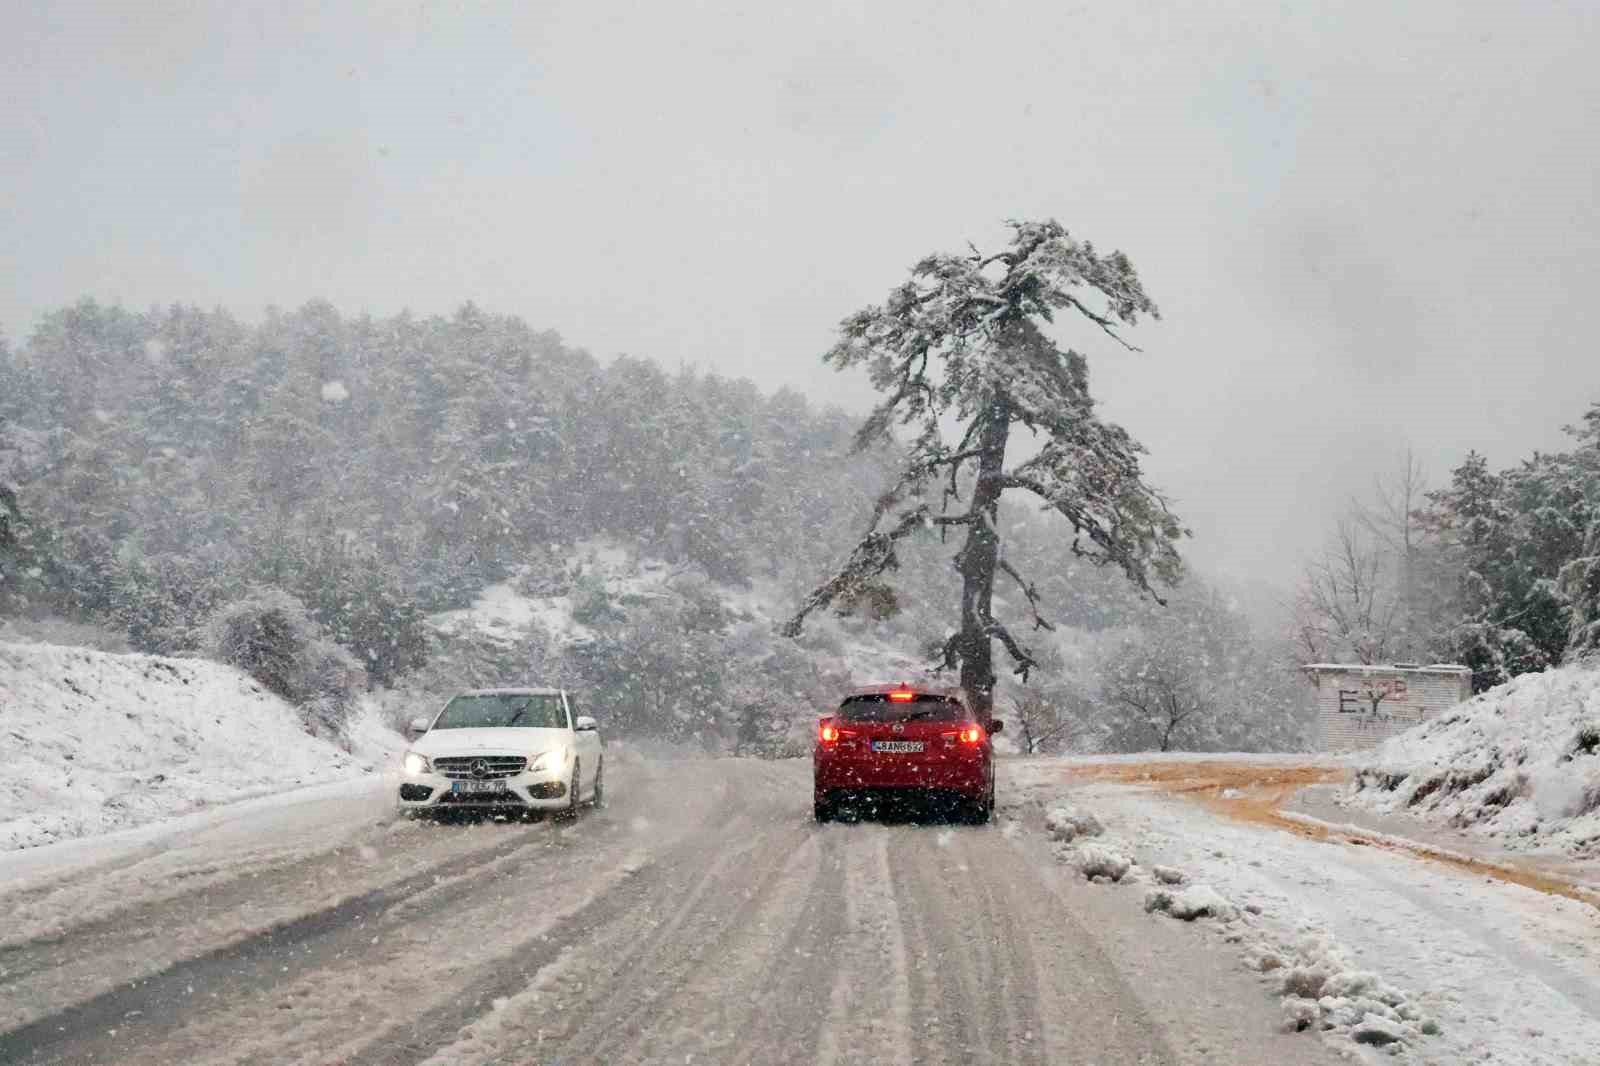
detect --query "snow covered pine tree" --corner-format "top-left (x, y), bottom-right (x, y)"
top-left (784, 220), bottom-right (1187, 719)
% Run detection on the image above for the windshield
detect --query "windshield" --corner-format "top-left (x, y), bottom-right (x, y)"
top-left (838, 695), bottom-right (971, 723)
top-left (432, 694), bottom-right (566, 730)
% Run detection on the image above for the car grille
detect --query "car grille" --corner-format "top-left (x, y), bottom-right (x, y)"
top-left (438, 787), bottom-right (524, 806)
top-left (437, 791), bottom-right (527, 806)
top-left (433, 755), bottom-right (528, 780)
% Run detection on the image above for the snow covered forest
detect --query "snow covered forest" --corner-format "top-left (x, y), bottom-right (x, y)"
top-left (1, 297), bottom-right (1595, 752)
top-left (1292, 416), bottom-right (1600, 693)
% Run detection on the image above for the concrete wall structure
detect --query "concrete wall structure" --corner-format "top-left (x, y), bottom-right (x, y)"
top-left (1301, 663), bottom-right (1473, 752)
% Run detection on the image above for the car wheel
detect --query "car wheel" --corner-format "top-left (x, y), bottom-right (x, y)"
top-left (564, 760), bottom-right (580, 818)
top-left (963, 786), bottom-right (992, 826)
top-left (813, 794), bottom-right (833, 823)
top-left (591, 758), bottom-right (605, 808)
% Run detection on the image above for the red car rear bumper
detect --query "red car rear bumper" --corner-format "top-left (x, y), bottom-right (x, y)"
top-left (813, 748), bottom-right (990, 799)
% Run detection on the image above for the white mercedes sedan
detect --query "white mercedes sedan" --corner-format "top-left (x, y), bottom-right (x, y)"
top-left (397, 688), bottom-right (603, 818)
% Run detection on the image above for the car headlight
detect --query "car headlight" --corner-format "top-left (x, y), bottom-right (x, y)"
top-left (402, 751), bottom-right (431, 775)
top-left (527, 749), bottom-right (562, 774)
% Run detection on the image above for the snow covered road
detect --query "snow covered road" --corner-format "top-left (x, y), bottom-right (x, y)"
top-left (0, 755), bottom-right (1347, 1066)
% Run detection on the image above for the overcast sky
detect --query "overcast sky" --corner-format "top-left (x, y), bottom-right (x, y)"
top-left (4, 0), bottom-right (1597, 590)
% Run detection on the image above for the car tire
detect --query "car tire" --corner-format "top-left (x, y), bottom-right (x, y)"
top-left (814, 796), bottom-right (833, 823)
top-left (963, 784), bottom-right (993, 825)
top-left (562, 760), bottom-right (580, 818)
top-left (591, 758), bottom-right (605, 808)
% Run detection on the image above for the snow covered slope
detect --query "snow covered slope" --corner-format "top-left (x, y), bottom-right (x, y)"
top-left (1346, 661), bottom-right (1600, 857)
top-left (0, 642), bottom-right (394, 851)
top-left (428, 537), bottom-right (938, 684)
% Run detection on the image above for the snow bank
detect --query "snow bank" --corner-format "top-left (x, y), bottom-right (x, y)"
top-left (1008, 763), bottom-right (1450, 1058)
top-left (0, 642), bottom-right (390, 851)
top-left (1347, 661), bottom-right (1600, 856)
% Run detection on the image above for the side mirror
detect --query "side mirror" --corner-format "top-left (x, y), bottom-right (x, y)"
top-left (575, 715), bottom-right (598, 732)
top-left (988, 719), bottom-right (1004, 734)
top-left (407, 715), bottom-right (431, 738)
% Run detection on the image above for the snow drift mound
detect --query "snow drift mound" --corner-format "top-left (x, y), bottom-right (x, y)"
top-left (0, 642), bottom-right (388, 851)
top-left (1347, 661), bottom-right (1600, 855)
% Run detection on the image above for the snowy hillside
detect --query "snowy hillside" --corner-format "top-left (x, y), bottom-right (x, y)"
top-left (0, 642), bottom-right (398, 851)
top-left (1346, 661), bottom-right (1600, 856)
top-left (429, 538), bottom-right (938, 683)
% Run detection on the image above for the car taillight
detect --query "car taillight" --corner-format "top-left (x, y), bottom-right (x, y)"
top-left (943, 726), bottom-right (984, 745)
top-left (820, 723), bottom-right (839, 743)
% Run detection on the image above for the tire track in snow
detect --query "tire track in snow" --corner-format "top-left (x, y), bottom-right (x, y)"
top-left (885, 826), bottom-right (987, 1065)
top-left (0, 818), bottom-right (566, 1036)
top-left (345, 826), bottom-right (773, 1065)
top-left (335, 766), bottom-right (814, 1065)
top-left (701, 828), bottom-right (848, 1063)
top-left (814, 827), bottom-right (913, 1066)
top-left (560, 818), bottom-right (816, 1065)
top-left (0, 818), bottom-right (594, 1064)
top-left (955, 828), bottom-right (1050, 1066)
top-left (0, 753), bottom-right (724, 1065)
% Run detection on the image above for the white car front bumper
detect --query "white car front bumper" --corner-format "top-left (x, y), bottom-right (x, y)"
top-left (398, 763), bottom-right (573, 812)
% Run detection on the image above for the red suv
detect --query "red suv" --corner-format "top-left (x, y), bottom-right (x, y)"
top-left (813, 685), bottom-right (999, 824)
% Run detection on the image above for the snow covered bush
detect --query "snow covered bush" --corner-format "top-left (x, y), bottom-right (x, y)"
top-left (203, 586), bottom-right (363, 736)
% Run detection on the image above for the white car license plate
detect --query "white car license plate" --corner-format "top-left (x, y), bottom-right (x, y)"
top-left (452, 779), bottom-right (507, 794)
top-left (871, 740), bottom-right (925, 753)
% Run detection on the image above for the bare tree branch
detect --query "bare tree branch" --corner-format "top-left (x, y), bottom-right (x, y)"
top-left (781, 505), bottom-right (974, 638)
top-left (983, 616), bottom-right (1039, 680)
top-left (998, 472), bottom-right (1170, 605)
top-left (997, 556), bottom-right (1056, 633)
top-left (1061, 295), bottom-right (1142, 352)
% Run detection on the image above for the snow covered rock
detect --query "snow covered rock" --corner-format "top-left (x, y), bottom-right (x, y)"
top-left (1280, 965), bottom-right (1328, 999)
top-left (1350, 1015), bottom-right (1409, 1047)
top-left (1324, 969), bottom-right (1406, 1008)
top-left (1151, 864), bottom-right (1186, 885)
top-left (1144, 883), bottom-right (1238, 921)
top-left (1281, 996), bottom-right (1319, 1032)
top-left (1271, 936), bottom-right (1424, 1049)
top-left (1044, 805), bottom-right (1103, 842)
top-left (1071, 843), bottom-right (1131, 882)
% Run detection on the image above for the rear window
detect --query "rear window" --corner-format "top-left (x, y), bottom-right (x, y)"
top-left (837, 694), bottom-right (971, 723)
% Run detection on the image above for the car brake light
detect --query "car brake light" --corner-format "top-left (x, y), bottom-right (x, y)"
top-left (889, 690), bottom-right (915, 702)
top-left (959, 726), bottom-right (983, 744)
top-left (820, 723), bottom-right (839, 742)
